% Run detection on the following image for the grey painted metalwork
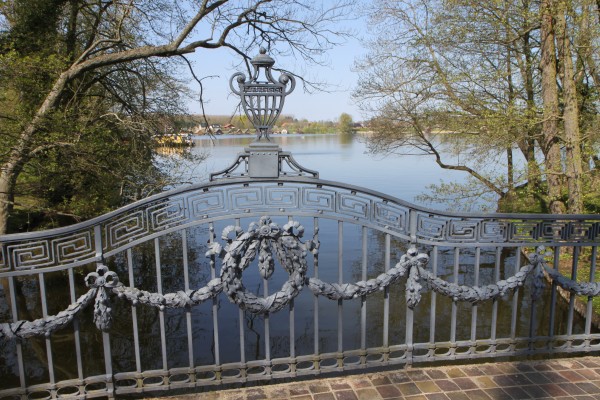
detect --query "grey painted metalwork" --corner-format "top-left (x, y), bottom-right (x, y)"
top-left (1, 51), bottom-right (600, 399)
top-left (229, 47), bottom-right (295, 142)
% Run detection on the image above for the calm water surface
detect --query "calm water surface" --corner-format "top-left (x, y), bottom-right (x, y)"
top-left (187, 133), bottom-right (470, 209)
top-left (0, 133), bottom-right (587, 390)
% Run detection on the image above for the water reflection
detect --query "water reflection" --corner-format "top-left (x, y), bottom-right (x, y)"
top-left (0, 218), bottom-right (594, 390)
top-left (189, 134), bottom-right (471, 208)
top-left (0, 135), bottom-right (591, 392)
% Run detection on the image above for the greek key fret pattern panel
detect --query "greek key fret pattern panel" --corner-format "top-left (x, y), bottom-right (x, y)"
top-left (374, 202), bottom-right (408, 232)
top-left (0, 246), bottom-right (6, 271)
top-left (5, 180), bottom-right (600, 271)
top-left (2, 230), bottom-right (96, 271)
top-left (416, 212), bottom-right (600, 244)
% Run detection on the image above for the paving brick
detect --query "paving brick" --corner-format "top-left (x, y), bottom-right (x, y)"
top-left (533, 363), bottom-right (553, 372)
top-left (501, 386), bottom-right (533, 399)
top-left (579, 359), bottom-right (600, 368)
top-left (435, 379), bottom-right (460, 392)
top-left (473, 376), bottom-right (497, 389)
top-left (375, 384), bottom-right (402, 398)
top-left (425, 369), bottom-right (447, 380)
top-left (483, 388), bottom-right (510, 399)
top-left (396, 382), bottom-right (421, 396)
top-left (289, 395), bottom-right (312, 400)
top-left (330, 379), bottom-right (352, 390)
top-left (334, 389), bottom-right (358, 400)
top-left (349, 377), bottom-right (374, 389)
top-left (492, 373), bottom-right (531, 387)
top-left (356, 388), bottom-right (383, 400)
top-left (522, 384), bottom-right (551, 398)
top-left (314, 393), bottom-right (336, 400)
top-left (309, 383), bottom-right (331, 394)
top-left (388, 371), bottom-right (412, 383)
top-left (414, 381), bottom-right (441, 393)
top-left (461, 389), bottom-right (492, 400)
top-left (539, 383), bottom-right (570, 397)
top-left (404, 395), bottom-right (427, 400)
top-left (453, 377), bottom-right (477, 390)
top-left (245, 388), bottom-right (267, 400)
top-left (556, 382), bottom-right (587, 395)
top-left (446, 368), bottom-right (466, 378)
top-left (289, 383), bottom-right (311, 396)
top-left (576, 381), bottom-right (600, 394)
top-left (462, 366), bottom-right (485, 376)
top-left (576, 368), bottom-right (600, 380)
top-left (423, 393), bottom-right (450, 400)
top-left (446, 393), bottom-right (470, 400)
top-left (524, 372), bottom-right (552, 384)
top-left (515, 363), bottom-right (535, 372)
top-left (560, 370), bottom-right (588, 382)
top-left (406, 370), bottom-right (430, 382)
top-left (477, 364), bottom-right (504, 376)
top-left (371, 374), bottom-right (393, 386)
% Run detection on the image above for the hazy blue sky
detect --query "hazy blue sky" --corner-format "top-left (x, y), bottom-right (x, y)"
top-left (185, 24), bottom-right (368, 122)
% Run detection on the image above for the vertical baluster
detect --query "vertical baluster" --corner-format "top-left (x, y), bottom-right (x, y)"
top-left (360, 226), bottom-right (367, 366)
top-left (38, 273), bottom-right (55, 394)
top-left (491, 247), bottom-right (500, 353)
top-left (264, 258), bottom-right (271, 372)
top-left (154, 238), bottom-right (168, 381)
top-left (126, 249), bottom-right (142, 387)
top-left (528, 247), bottom-right (538, 348)
top-left (95, 226), bottom-right (113, 398)
top-left (471, 247), bottom-right (480, 352)
top-left (510, 248), bottom-right (521, 349)
top-left (567, 246), bottom-right (579, 341)
top-left (208, 223), bottom-right (220, 376)
top-left (383, 233), bottom-right (390, 362)
top-left (288, 216), bottom-right (295, 373)
top-left (406, 210), bottom-right (417, 365)
top-left (68, 269), bottom-right (84, 389)
top-left (264, 311), bottom-right (271, 367)
top-left (313, 217), bottom-right (320, 371)
top-left (234, 219), bottom-right (245, 376)
top-left (8, 277), bottom-right (26, 395)
top-left (181, 230), bottom-right (195, 383)
top-left (337, 221), bottom-right (343, 368)
top-left (429, 246), bottom-right (438, 358)
top-left (585, 247), bottom-right (597, 342)
top-left (549, 246), bottom-right (560, 339)
top-left (450, 248), bottom-right (459, 350)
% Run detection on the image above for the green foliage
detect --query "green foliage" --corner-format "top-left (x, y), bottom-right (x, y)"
top-left (338, 112), bottom-right (354, 135)
top-left (1, 0), bottom-right (190, 232)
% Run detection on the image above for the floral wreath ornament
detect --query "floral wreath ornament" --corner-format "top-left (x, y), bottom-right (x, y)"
top-left (206, 216), bottom-right (318, 314)
top-left (85, 263), bottom-right (120, 331)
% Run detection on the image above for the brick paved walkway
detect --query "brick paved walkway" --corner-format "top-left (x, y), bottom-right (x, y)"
top-left (150, 356), bottom-right (600, 400)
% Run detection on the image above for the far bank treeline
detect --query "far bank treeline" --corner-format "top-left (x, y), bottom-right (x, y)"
top-left (174, 113), bottom-right (359, 135)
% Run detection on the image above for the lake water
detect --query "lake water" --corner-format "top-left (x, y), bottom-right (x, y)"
top-left (0, 133), bottom-right (588, 391)
top-left (180, 133), bottom-right (473, 210)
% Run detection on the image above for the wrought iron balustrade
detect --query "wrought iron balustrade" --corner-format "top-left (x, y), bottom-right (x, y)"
top-left (1, 50), bottom-right (600, 399)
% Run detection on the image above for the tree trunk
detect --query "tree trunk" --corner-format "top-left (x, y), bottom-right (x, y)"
top-left (556, 0), bottom-right (584, 213)
top-left (540, 0), bottom-right (566, 214)
top-left (0, 173), bottom-right (15, 235)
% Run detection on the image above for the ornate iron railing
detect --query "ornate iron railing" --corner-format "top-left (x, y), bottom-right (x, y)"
top-left (1, 51), bottom-right (600, 399)
top-left (1, 174), bottom-right (600, 399)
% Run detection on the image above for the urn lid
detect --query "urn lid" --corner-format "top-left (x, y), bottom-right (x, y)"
top-left (251, 47), bottom-right (275, 68)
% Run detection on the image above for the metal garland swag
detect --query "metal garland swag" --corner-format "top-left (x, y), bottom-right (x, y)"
top-left (0, 234), bottom-right (594, 341)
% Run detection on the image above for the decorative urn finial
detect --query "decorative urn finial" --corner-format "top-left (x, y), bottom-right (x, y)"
top-left (229, 48), bottom-right (296, 142)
